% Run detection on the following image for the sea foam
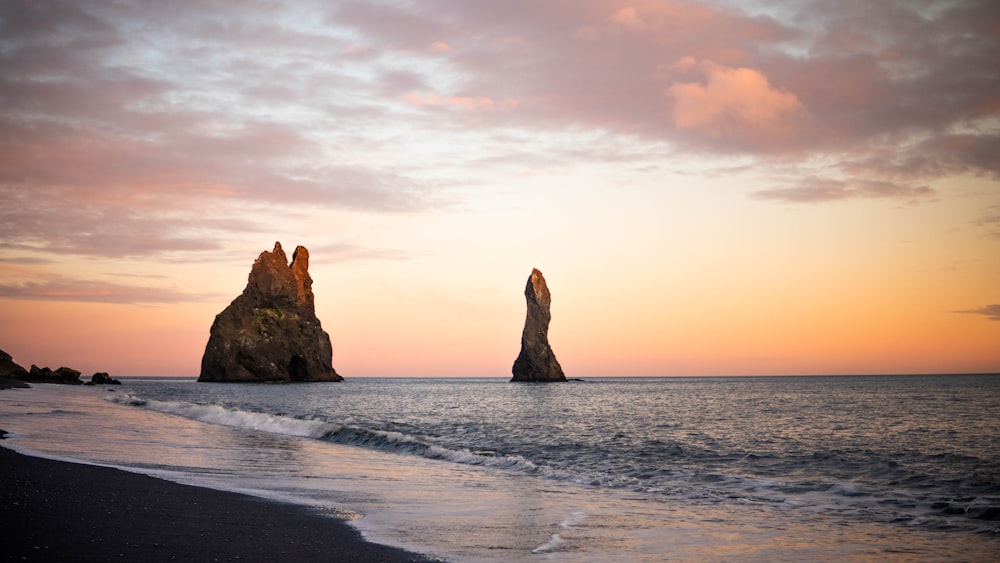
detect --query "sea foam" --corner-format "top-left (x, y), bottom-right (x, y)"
top-left (531, 534), bottom-right (564, 554)
top-left (107, 394), bottom-right (333, 438)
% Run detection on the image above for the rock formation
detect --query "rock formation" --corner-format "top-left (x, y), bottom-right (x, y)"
top-left (29, 365), bottom-right (83, 385)
top-left (198, 242), bottom-right (342, 382)
top-left (87, 372), bottom-right (121, 385)
top-left (2, 348), bottom-right (113, 386)
top-left (511, 268), bottom-right (566, 382)
top-left (0, 348), bottom-right (30, 380)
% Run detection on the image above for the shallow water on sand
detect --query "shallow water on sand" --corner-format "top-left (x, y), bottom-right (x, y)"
top-left (1, 378), bottom-right (998, 561)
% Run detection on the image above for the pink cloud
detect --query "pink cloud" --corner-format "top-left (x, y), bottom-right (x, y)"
top-left (0, 278), bottom-right (219, 304)
top-left (376, 0), bottom-right (996, 201)
top-left (1, 0), bottom-right (997, 247)
top-left (610, 7), bottom-right (642, 28)
top-left (403, 91), bottom-right (517, 113)
top-left (430, 40), bottom-right (452, 53)
top-left (666, 60), bottom-right (804, 149)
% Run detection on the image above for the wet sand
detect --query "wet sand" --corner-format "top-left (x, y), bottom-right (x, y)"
top-left (0, 445), bottom-right (435, 562)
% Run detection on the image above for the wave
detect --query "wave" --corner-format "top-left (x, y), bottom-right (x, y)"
top-left (107, 393), bottom-right (336, 439)
top-left (108, 393), bottom-right (1000, 536)
top-left (108, 394), bottom-right (568, 475)
top-left (106, 395), bottom-right (848, 498)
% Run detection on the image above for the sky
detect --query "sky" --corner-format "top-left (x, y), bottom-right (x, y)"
top-left (1, 0), bottom-right (998, 377)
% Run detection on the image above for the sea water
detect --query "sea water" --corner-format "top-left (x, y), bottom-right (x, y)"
top-left (1, 375), bottom-right (998, 561)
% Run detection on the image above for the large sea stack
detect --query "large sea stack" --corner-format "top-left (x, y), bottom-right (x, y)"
top-left (511, 268), bottom-right (566, 382)
top-left (198, 242), bottom-right (342, 382)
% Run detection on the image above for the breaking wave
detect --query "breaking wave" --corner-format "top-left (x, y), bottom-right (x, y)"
top-left (108, 393), bottom-right (335, 438)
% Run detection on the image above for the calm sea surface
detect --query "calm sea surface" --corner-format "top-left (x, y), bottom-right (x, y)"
top-left (2, 375), bottom-right (998, 561)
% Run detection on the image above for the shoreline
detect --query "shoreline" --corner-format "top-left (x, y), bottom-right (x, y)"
top-left (0, 444), bottom-right (436, 562)
top-left (0, 377), bottom-right (31, 390)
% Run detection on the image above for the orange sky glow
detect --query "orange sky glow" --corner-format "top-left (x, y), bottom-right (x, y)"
top-left (1, 1), bottom-right (998, 377)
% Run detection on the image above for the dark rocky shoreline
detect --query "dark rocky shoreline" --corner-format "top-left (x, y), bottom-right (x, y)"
top-left (1, 348), bottom-right (119, 386)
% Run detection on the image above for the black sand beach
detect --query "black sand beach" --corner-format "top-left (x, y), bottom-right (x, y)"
top-left (0, 439), bottom-right (434, 562)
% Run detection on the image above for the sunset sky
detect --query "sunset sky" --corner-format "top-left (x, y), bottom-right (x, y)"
top-left (1, 0), bottom-right (998, 377)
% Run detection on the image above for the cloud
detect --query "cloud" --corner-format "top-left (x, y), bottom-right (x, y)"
top-left (328, 0), bottom-right (997, 201)
top-left (0, 0), bottom-right (452, 260)
top-left (0, 256), bottom-right (53, 265)
top-left (0, 279), bottom-right (219, 304)
top-left (973, 207), bottom-right (1000, 240)
top-left (752, 177), bottom-right (935, 203)
top-left (403, 91), bottom-right (518, 113)
top-left (610, 7), bottom-right (642, 29)
top-left (430, 40), bottom-right (452, 53)
top-left (1, 0), bottom-right (997, 253)
top-left (311, 242), bottom-right (413, 262)
top-left (954, 304), bottom-right (1000, 321)
top-left (0, 5), bottom-right (441, 174)
top-left (666, 60), bottom-right (804, 149)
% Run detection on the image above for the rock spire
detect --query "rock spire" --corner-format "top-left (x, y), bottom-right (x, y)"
top-left (511, 268), bottom-right (566, 382)
top-left (198, 242), bottom-right (342, 382)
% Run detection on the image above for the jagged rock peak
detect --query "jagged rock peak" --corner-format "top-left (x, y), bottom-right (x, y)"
top-left (198, 242), bottom-right (341, 383)
top-left (244, 242), bottom-right (313, 309)
top-left (511, 268), bottom-right (566, 382)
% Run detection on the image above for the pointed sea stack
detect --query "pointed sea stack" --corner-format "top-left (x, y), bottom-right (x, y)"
top-left (198, 242), bottom-right (342, 382)
top-left (511, 268), bottom-right (566, 382)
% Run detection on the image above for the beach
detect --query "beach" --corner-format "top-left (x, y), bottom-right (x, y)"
top-left (1, 380), bottom-right (432, 562)
top-left (0, 438), bottom-right (432, 562)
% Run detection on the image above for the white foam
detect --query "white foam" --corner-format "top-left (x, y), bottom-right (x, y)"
top-left (531, 534), bottom-right (565, 554)
top-left (108, 394), bottom-right (333, 438)
top-left (827, 482), bottom-right (863, 497)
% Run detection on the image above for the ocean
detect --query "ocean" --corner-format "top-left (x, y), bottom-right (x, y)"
top-left (2, 375), bottom-right (998, 561)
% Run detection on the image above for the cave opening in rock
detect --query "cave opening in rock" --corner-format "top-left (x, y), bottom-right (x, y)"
top-left (287, 355), bottom-right (308, 381)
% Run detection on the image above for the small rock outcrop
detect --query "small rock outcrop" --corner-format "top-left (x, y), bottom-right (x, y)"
top-left (88, 372), bottom-right (121, 385)
top-left (0, 348), bottom-right (30, 380)
top-left (29, 365), bottom-right (83, 385)
top-left (511, 268), bottom-right (566, 382)
top-left (2, 348), bottom-right (113, 387)
top-left (198, 242), bottom-right (342, 383)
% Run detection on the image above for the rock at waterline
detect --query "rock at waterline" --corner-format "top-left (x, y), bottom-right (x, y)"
top-left (511, 268), bottom-right (567, 382)
top-left (88, 372), bottom-right (121, 385)
top-left (198, 242), bottom-right (342, 382)
top-left (2, 348), bottom-right (116, 386)
top-left (29, 365), bottom-right (83, 385)
top-left (0, 348), bottom-right (30, 380)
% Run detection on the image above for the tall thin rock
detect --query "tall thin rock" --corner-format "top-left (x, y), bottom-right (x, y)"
top-left (511, 268), bottom-right (566, 382)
